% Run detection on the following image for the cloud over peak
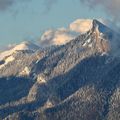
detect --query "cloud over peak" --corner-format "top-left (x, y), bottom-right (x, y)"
top-left (80, 0), bottom-right (120, 22)
top-left (40, 19), bottom-right (97, 46)
top-left (40, 28), bottom-right (75, 46)
top-left (70, 19), bottom-right (93, 33)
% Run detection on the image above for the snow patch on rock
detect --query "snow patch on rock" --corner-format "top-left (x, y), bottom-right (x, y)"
top-left (0, 41), bottom-right (39, 61)
top-left (37, 75), bottom-right (46, 84)
top-left (0, 56), bottom-right (15, 69)
top-left (19, 67), bottom-right (30, 76)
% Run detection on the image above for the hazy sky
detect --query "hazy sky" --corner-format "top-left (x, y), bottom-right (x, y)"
top-left (0, 0), bottom-right (107, 47)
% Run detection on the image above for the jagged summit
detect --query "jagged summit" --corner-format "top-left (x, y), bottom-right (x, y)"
top-left (92, 19), bottom-right (115, 37)
top-left (72, 19), bottom-right (114, 35)
top-left (71, 19), bottom-right (112, 54)
top-left (77, 19), bottom-right (120, 54)
top-left (82, 19), bottom-right (113, 36)
top-left (91, 19), bottom-right (111, 53)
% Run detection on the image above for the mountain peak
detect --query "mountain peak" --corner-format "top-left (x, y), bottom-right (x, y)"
top-left (0, 41), bottom-right (39, 61)
top-left (91, 19), bottom-right (115, 36)
top-left (77, 19), bottom-right (111, 54)
top-left (13, 41), bottom-right (39, 51)
top-left (71, 19), bottom-right (113, 35)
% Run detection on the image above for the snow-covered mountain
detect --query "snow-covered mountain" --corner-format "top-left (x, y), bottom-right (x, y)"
top-left (0, 41), bottom-right (39, 60)
top-left (0, 19), bottom-right (120, 120)
top-left (0, 41), bottom-right (40, 71)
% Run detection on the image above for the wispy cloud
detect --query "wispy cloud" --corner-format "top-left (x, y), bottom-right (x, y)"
top-left (40, 28), bottom-right (75, 46)
top-left (70, 19), bottom-right (93, 33)
top-left (0, 0), bottom-right (30, 11)
top-left (0, 0), bottom-right (14, 11)
top-left (43, 0), bottom-right (58, 13)
top-left (40, 19), bottom-right (93, 46)
top-left (43, 0), bottom-right (120, 23)
top-left (79, 0), bottom-right (120, 22)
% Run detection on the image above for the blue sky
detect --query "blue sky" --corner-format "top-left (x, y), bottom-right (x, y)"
top-left (0, 0), bottom-right (107, 47)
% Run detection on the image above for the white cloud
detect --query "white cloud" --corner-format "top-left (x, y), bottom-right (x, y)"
top-left (69, 19), bottom-right (93, 33)
top-left (40, 28), bottom-right (76, 46)
top-left (40, 19), bottom-right (95, 46)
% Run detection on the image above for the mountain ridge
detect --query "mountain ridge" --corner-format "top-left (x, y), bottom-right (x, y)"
top-left (0, 19), bottom-right (120, 120)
